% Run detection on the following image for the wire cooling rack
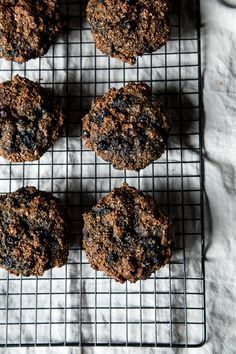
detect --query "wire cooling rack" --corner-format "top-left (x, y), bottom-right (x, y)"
top-left (0, 0), bottom-right (205, 348)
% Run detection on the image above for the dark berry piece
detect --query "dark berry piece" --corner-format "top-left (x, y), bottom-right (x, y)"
top-left (92, 205), bottom-right (111, 217)
top-left (3, 257), bottom-right (17, 270)
top-left (10, 143), bottom-right (20, 153)
top-left (16, 188), bottom-right (34, 204)
top-left (125, 0), bottom-right (136, 4)
top-left (93, 110), bottom-right (109, 124)
top-left (97, 139), bottom-right (110, 151)
top-left (36, 227), bottom-right (49, 239)
top-left (113, 94), bottom-right (132, 112)
top-left (83, 228), bottom-right (90, 239)
top-left (145, 46), bottom-right (155, 53)
top-left (6, 50), bottom-right (15, 58)
top-left (106, 252), bottom-right (118, 263)
top-left (153, 227), bottom-right (162, 237)
top-left (138, 111), bottom-right (150, 125)
top-left (21, 131), bottom-right (36, 150)
top-left (21, 219), bottom-right (30, 231)
top-left (82, 130), bottom-right (90, 138)
top-left (124, 20), bottom-right (137, 32)
top-left (18, 116), bottom-right (28, 125)
top-left (93, 113), bottom-right (104, 124)
top-left (111, 43), bottom-right (117, 54)
top-left (6, 236), bottom-right (18, 247)
top-left (151, 256), bottom-right (162, 265)
top-left (120, 139), bottom-right (133, 155)
top-left (0, 108), bottom-right (9, 118)
top-left (123, 230), bottom-right (133, 245)
top-left (139, 129), bottom-right (148, 144)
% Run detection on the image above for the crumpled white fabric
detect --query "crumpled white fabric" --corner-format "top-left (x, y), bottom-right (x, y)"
top-left (1, 0), bottom-right (236, 353)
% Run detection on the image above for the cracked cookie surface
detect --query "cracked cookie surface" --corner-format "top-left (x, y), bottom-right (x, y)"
top-left (0, 75), bottom-right (64, 162)
top-left (0, 0), bottom-right (63, 63)
top-left (0, 186), bottom-right (68, 276)
top-left (82, 82), bottom-right (171, 171)
top-left (87, 0), bottom-right (171, 64)
top-left (83, 183), bottom-right (172, 283)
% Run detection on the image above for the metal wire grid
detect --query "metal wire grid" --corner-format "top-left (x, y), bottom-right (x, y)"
top-left (0, 0), bottom-right (205, 347)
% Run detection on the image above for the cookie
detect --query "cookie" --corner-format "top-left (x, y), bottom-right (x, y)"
top-left (0, 186), bottom-right (68, 276)
top-left (0, 75), bottom-right (64, 162)
top-left (0, 0), bottom-right (63, 63)
top-left (87, 0), bottom-right (171, 64)
top-left (82, 82), bottom-right (171, 171)
top-left (83, 183), bottom-right (172, 283)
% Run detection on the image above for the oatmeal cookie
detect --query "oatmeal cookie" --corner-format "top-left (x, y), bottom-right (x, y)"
top-left (0, 0), bottom-right (63, 62)
top-left (82, 82), bottom-right (171, 171)
top-left (0, 75), bottom-right (64, 162)
top-left (0, 186), bottom-right (68, 276)
top-left (87, 0), bottom-right (171, 64)
top-left (83, 183), bottom-right (172, 283)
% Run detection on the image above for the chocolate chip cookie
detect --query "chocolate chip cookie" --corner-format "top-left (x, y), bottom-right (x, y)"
top-left (0, 0), bottom-right (63, 63)
top-left (82, 82), bottom-right (171, 171)
top-left (87, 0), bottom-right (171, 64)
top-left (83, 183), bottom-right (172, 283)
top-left (0, 75), bottom-right (64, 162)
top-left (0, 186), bottom-right (68, 276)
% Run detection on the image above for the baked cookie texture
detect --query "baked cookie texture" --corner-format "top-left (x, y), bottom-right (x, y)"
top-left (83, 183), bottom-right (172, 283)
top-left (87, 0), bottom-right (171, 64)
top-left (0, 75), bottom-right (64, 162)
top-left (0, 186), bottom-right (68, 276)
top-left (0, 0), bottom-right (64, 63)
top-left (82, 82), bottom-right (171, 171)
